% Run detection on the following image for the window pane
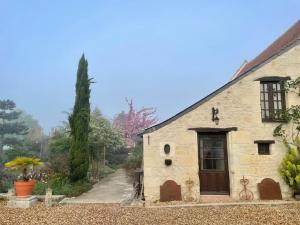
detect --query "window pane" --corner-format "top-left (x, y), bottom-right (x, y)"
top-left (264, 84), bottom-right (268, 91)
top-left (201, 159), bottom-right (225, 170)
top-left (277, 83), bottom-right (281, 90)
top-left (202, 137), bottom-right (224, 158)
top-left (258, 143), bottom-right (270, 155)
top-left (264, 93), bottom-right (268, 99)
top-left (261, 110), bottom-right (265, 119)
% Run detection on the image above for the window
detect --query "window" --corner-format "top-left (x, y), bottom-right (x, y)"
top-left (260, 81), bottom-right (286, 121)
top-left (254, 140), bottom-right (274, 155)
top-left (257, 143), bottom-right (270, 155)
top-left (200, 135), bottom-right (226, 170)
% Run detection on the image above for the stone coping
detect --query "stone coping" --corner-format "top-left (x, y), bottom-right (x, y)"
top-left (36, 195), bottom-right (65, 201)
top-left (0, 193), bottom-right (65, 202)
top-left (145, 200), bottom-right (300, 208)
top-left (59, 198), bottom-right (121, 205)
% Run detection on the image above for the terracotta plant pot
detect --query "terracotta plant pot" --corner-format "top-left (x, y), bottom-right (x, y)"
top-left (14, 180), bottom-right (36, 197)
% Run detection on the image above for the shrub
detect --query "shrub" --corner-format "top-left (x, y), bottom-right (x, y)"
top-left (99, 165), bottom-right (115, 179)
top-left (279, 147), bottom-right (300, 191)
top-left (124, 145), bottom-right (143, 170)
top-left (0, 165), bottom-right (14, 192)
top-left (4, 157), bottom-right (44, 181)
top-left (33, 174), bottom-right (92, 197)
top-left (49, 153), bottom-right (70, 175)
top-left (106, 147), bottom-right (129, 167)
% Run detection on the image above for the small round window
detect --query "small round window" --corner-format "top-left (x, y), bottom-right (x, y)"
top-left (164, 144), bottom-right (171, 154)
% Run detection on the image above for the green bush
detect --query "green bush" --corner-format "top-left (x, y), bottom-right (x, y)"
top-left (33, 174), bottom-right (92, 197)
top-left (99, 165), bottom-right (115, 179)
top-left (106, 147), bottom-right (129, 167)
top-left (279, 147), bottom-right (300, 191)
top-left (0, 165), bottom-right (15, 193)
top-left (124, 145), bottom-right (143, 170)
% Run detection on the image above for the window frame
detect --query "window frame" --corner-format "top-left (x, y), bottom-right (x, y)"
top-left (254, 140), bottom-right (275, 155)
top-left (260, 80), bottom-right (286, 122)
top-left (257, 143), bottom-right (271, 155)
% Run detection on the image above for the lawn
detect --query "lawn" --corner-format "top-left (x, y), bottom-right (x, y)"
top-left (1, 202), bottom-right (300, 225)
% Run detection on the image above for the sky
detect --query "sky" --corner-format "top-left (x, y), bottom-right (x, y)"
top-left (1, 1), bottom-right (299, 133)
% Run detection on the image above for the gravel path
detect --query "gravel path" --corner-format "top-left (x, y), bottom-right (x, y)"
top-left (65, 168), bottom-right (133, 203)
top-left (1, 203), bottom-right (300, 225)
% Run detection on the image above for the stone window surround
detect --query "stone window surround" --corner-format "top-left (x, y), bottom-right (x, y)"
top-left (254, 140), bottom-right (275, 155)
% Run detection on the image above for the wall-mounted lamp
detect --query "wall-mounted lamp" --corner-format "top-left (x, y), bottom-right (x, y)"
top-left (212, 107), bottom-right (220, 125)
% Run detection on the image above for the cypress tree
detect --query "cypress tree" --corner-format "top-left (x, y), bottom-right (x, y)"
top-left (69, 54), bottom-right (91, 182)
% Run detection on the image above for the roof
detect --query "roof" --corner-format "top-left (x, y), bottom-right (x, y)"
top-left (141, 20), bottom-right (300, 135)
top-left (236, 20), bottom-right (300, 77)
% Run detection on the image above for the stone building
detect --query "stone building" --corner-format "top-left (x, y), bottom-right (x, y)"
top-left (141, 20), bottom-right (300, 202)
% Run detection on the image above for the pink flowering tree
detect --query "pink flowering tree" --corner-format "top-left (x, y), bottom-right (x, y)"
top-left (113, 99), bottom-right (158, 148)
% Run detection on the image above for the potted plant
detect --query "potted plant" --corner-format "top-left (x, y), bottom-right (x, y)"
top-left (4, 157), bottom-right (44, 197)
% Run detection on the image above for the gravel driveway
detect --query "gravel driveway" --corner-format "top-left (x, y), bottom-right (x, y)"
top-left (1, 203), bottom-right (300, 225)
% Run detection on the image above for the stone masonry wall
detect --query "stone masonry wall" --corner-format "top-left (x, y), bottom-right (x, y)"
top-left (143, 43), bottom-right (300, 202)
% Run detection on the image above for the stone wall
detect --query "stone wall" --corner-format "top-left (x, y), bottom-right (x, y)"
top-left (143, 43), bottom-right (300, 202)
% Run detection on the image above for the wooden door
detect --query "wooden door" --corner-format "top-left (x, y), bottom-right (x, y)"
top-left (198, 133), bottom-right (229, 194)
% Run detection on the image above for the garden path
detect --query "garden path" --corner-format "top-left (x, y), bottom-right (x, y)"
top-left (64, 168), bottom-right (133, 204)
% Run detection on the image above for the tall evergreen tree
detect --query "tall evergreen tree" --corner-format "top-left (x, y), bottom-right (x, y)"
top-left (0, 100), bottom-right (28, 158)
top-left (69, 55), bottom-right (91, 182)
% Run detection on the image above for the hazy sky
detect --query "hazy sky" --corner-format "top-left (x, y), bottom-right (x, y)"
top-left (1, 1), bottom-right (299, 133)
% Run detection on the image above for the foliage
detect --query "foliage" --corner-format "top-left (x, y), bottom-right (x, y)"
top-left (284, 77), bottom-right (300, 96)
top-left (88, 108), bottom-right (124, 180)
top-left (89, 108), bottom-right (123, 153)
top-left (124, 144), bottom-right (143, 170)
top-left (279, 147), bottom-right (300, 190)
top-left (113, 99), bottom-right (158, 148)
top-left (33, 174), bottom-right (92, 197)
top-left (48, 125), bottom-right (70, 175)
top-left (274, 77), bottom-right (300, 192)
top-left (273, 105), bottom-right (300, 149)
top-left (0, 100), bottom-right (28, 157)
top-left (5, 157), bottom-right (43, 169)
top-left (5, 157), bottom-right (43, 181)
top-left (106, 147), bottom-right (129, 167)
top-left (98, 165), bottom-right (115, 179)
top-left (4, 149), bottom-right (36, 162)
top-left (69, 55), bottom-right (91, 182)
top-left (20, 111), bottom-right (45, 157)
top-left (0, 164), bottom-right (14, 192)
top-left (274, 78), bottom-right (300, 149)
